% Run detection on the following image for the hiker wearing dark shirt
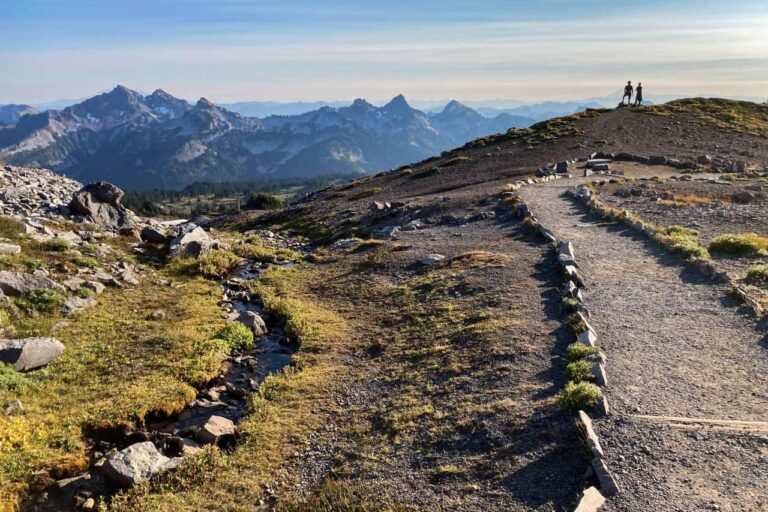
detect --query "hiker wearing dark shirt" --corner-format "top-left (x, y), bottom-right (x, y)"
top-left (622, 81), bottom-right (633, 105)
top-left (634, 83), bottom-right (644, 106)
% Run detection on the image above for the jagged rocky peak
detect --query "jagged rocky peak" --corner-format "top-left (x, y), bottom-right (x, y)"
top-left (350, 98), bottom-right (375, 110)
top-left (196, 97), bottom-right (216, 109)
top-left (442, 100), bottom-right (474, 114)
top-left (384, 94), bottom-right (411, 110)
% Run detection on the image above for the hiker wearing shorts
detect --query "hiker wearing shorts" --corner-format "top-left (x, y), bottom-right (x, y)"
top-left (634, 83), bottom-right (644, 106)
top-left (622, 81), bottom-right (633, 106)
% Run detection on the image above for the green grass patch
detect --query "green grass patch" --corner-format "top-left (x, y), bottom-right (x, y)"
top-left (559, 381), bottom-right (602, 413)
top-left (565, 360), bottom-right (594, 383)
top-left (636, 98), bottom-right (768, 138)
top-left (70, 256), bottom-right (99, 268)
top-left (0, 363), bottom-right (35, 393)
top-left (195, 249), bottom-right (242, 279)
top-left (0, 216), bottom-right (24, 240)
top-left (214, 322), bottom-right (254, 352)
top-left (36, 238), bottom-right (71, 252)
top-left (232, 239), bottom-right (301, 263)
top-left (21, 288), bottom-right (67, 314)
top-left (746, 264), bottom-right (768, 285)
top-left (709, 233), bottom-right (768, 257)
top-left (348, 188), bottom-right (382, 201)
top-left (566, 343), bottom-right (599, 362)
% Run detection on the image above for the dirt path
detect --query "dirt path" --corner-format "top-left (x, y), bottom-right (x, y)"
top-left (520, 179), bottom-right (768, 512)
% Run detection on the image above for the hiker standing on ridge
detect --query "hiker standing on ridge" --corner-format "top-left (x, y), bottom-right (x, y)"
top-left (622, 81), bottom-right (634, 106)
top-left (634, 82), bottom-right (644, 106)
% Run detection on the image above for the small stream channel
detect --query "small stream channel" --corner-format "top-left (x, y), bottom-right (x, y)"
top-left (26, 259), bottom-right (295, 511)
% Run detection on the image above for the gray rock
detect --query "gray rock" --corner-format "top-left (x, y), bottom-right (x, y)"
top-left (0, 337), bottom-right (65, 371)
top-left (70, 181), bottom-right (136, 232)
top-left (649, 155), bottom-right (667, 165)
top-left (591, 457), bottom-right (620, 496)
top-left (102, 441), bottom-right (174, 486)
top-left (198, 415), bottom-right (236, 445)
top-left (574, 486), bottom-right (606, 512)
top-left (592, 362), bottom-right (608, 387)
top-left (5, 399), bottom-right (23, 415)
top-left (61, 296), bottom-right (98, 316)
top-left (331, 238), bottom-right (361, 250)
top-left (83, 281), bottom-right (106, 294)
top-left (419, 253), bottom-right (446, 266)
top-left (140, 226), bottom-right (171, 244)
top-left (578, 329), bottom-right (598, 347)
top-left (0, 243), bottom-right (21, 255)
top-left (578, 411), bottom-right (605, 458)
top-left (0, 271), bottom-right (64, 296)
top-left (231, 311), bottom-right (267, 336)
top-left (169, 223), bottom-right (212, 259)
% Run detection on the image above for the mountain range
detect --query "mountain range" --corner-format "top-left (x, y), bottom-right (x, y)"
top-left (0, 86), bottom-right (533, 190)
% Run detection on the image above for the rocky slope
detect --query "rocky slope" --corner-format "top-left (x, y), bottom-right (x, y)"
top-left (0, 87), bottom-right (531, 190)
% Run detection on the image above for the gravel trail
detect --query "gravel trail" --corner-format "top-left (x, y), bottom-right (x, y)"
top-left (521, 179), bottom-right (768, 512)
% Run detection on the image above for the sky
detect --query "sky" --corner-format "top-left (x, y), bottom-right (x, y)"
top-left (1, 0), bottom-right (767, 105)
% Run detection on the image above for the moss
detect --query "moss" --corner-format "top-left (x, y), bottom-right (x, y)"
top-left (709, 233), bottom-right (768, 257)
top-left (214, 322), bottom-right (254, 352)
top-left (559, 381), bottom-right (602, 413)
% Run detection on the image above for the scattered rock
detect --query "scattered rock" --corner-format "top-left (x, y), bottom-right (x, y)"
top-left (574, 486), bottom-right (606, 512)
top-left (419, 253), bottom-right (445, 266)
top-left (5, 399), bottom-right (23, 415)
top-left (0, 243), bottom-right (21, 255)
top-left (102, 441), bottom-right (175, 486)
top-left (231, 311), bottom-right (267, 336)
top-left (69, 181), bottom-right (136, 232)
top-left (61, 296), bottom-right (98, 316)
top-left (0, 337), bottom-right (65, 371)
top-left (578, 411), bottom-right (605, 458)
top-left (0, 270), bottom-right (64, 296)
top-left (331, 238), bottom-right (361, 250)
top-left (83, 281), bottom-right (106, 295)
top-left (169, 223), bottom-right (213, 259)
top-left (198, 415), bottom-right (236, 445)
top-left (140, 226), bottom-right (171, 244)
top-left (591, 457), bottom-right (620, 496)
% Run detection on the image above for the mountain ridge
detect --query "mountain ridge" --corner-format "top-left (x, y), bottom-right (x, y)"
top-left (0, 86), bottom-right (533, 190)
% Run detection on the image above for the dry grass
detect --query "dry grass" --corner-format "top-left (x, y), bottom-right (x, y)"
top-left (657, 193), bottom-right (723, 207)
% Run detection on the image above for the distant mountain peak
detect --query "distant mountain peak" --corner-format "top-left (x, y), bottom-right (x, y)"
top-left (148, 89), bottom-right (175, 100)
top-left (351, 98), bottom-right (374, 109)
top-left (443, 100), bottom-right (470, 113)
top-left (196, 98), bottom-right (216, 109)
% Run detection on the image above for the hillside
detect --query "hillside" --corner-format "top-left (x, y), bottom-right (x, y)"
top-left (3, 99), bottom-right (768, 512)
top-left (0, 87), bottom-right (531, 190)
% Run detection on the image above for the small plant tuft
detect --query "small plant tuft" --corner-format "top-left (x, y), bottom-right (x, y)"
top-left (23, 288), bottom-right (67, 313)
top-left (215, 322), bottom-right (255, 352)
top-left (565, 360), bottom-right (595, 383)
top-left (709, 233), bottom-right (768, 257)
top-left (560, 381), bottom-right (602, 412)
top-left (566, 343), bottom-right (599, 362)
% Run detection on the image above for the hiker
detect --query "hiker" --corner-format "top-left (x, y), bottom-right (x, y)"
top-left (634, 82), bottom-right (644, 106)
top-left (622, 81), bottom-right (633, 106)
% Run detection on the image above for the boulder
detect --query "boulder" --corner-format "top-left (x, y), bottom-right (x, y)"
top-left (649, 155), bottom-right (667, 165)
top-left (140, 226), bottom-right (171, 244)
top-left (419, 253), bottom-right (445, 266)
top-left (169, 223), bottom-right (212, 259)
top-left (231, 311), bottom-right (267, 336)
top-left (103, 441), bottom-right (174, 486)
top-left (0, 337), bottom-right (65, 371)
top-left (574, 486), bottom-right (606, 512)
top-left (83, 281), bottom-right (106, 294)
top-left (591, 457), bottom-right (620, 496)
top-left (0, 271), bottom-right (64, 296)
top-left (198, 415), bottom-right (236, 445)
top-left (0, 243), bottom-right (21, 255)
top-left (69, 181), bottom-right (135, 232)
top-left (61, 296), bottom-right (98, 316)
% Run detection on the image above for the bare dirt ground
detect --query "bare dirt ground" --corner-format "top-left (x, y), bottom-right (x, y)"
top-left (520, 175), bottom-right (768, 511)
top-left (267, 213), bottom-right (590, 511)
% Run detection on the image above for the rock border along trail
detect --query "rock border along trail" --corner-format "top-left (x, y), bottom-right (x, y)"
top-left (520, 175), bottom-right (768, 511)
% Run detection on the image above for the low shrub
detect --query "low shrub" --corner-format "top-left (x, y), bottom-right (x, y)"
top-left (560, 381), bottom-right (602, 412)
top-left (657, 225), bottom-right (709, 258)
top-left (565, 360), bottom-right (595, 383)
top-left (348, 188), bottom-right (382, 200)
top-left (24, 288), bottom-right (67, 313)
top-left (214, 322), bottom-right (254, 352)
top-left (0, 363), bottom-right (34, 392)
top-left (70, 256), bottom-right (99, 268)
top-left (566, 343), bottom-right (599, 362)
top-left (38, 239), bottom-right (71, 252)
top-left (76, 287), bottom-right (96, 299)
top-left (709, 233), bottom-right (768, 256)
top-left (245, 192), bottom-right (283, 211)
top-left (232, 241), bottom-right (300, 263)
top-left (0, 216), bottom-right (24, 239)
top-left (196, 249), bottom-right (241, 279)
top-left (746, 264), bottom-right (768, 285)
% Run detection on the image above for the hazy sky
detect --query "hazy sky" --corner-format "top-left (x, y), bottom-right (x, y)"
top-left (1, 0), bottom-right (767, 104)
